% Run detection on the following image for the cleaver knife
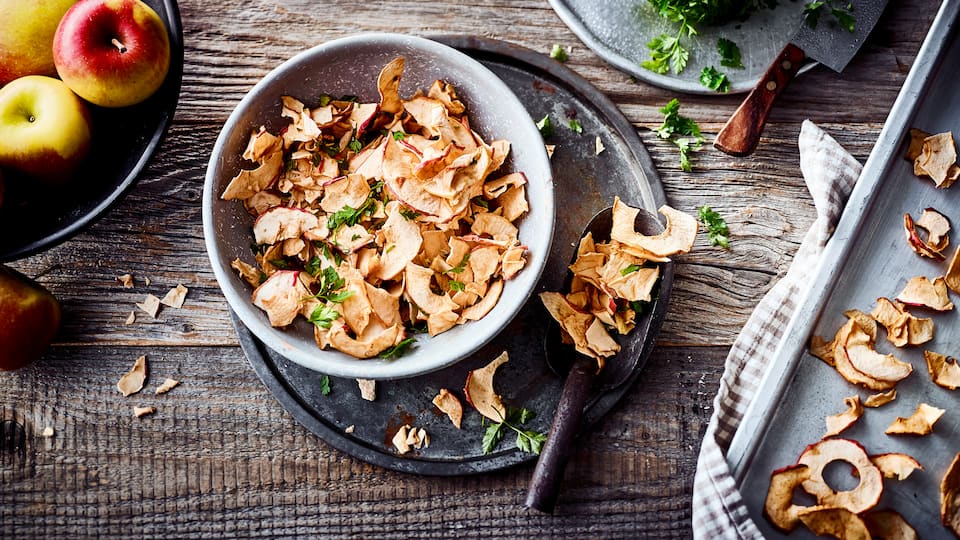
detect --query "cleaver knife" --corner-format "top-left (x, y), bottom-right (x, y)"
top-left (714, 0), bottom-right (889, 156)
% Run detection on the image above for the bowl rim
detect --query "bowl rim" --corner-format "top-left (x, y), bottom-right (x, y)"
top-left (203, 32), bottom-right (555, 379)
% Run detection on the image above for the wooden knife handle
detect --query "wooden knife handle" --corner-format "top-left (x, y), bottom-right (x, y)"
top-left (714, 43), bottom-right (807, 157)
top-left (525, 355), bottom-right (596, 514)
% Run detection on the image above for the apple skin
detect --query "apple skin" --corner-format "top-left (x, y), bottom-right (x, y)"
top-left (0, 0), bottom-right (78, 86)
top-left (0, 265), bottom-right (61, 372)
top-left (53, 0), bottom-right (170, 108)
top-left (0, 76), bottom-right (92, 183)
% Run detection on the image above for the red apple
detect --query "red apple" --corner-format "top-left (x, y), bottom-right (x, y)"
top-left (0, 0), bottom-right (78, 86)
top-left (0, 75), bottom-right (92, 182)
top-left (53, 0), bottom-right (170, 108)
top-left (0, 265), bottom-right (61, 371)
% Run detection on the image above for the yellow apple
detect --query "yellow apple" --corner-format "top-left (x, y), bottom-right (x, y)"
top-left (53, 0), bottom-right (170, 108)
top-left (0, 265), bottom-right (61, 371)
top-left (0, 0), bottom-right (78, 86)
top-left (0, 75), bottom-right (92, 182)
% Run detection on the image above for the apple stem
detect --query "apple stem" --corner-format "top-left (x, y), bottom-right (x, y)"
top-left (111, 38), bottom-right (127, 54)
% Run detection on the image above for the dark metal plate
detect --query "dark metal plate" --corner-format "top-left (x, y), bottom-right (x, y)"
top-left (233, 36), bottom-right (671, 475)
top-left (0, 0), bottom-right (184, 262)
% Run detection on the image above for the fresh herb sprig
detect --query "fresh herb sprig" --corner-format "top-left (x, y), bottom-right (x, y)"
top-left (698, 205), bottom-right (730, 249)
top-left (482, 407), bottom-right (547, 455)
top-left (699, 66), bottom-right (730, 92)
top-left (717, 38), bottom-right (744, 69)
top-left (379, 337), bottom-right (416, 359)
top-left (654, 98), bottom-right (703, 172)
top-left (642, 21), bottom-right (695, 75)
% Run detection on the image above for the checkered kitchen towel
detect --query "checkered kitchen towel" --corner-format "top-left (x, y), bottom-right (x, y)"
top-left (692, 121), bottom-right (863, 538)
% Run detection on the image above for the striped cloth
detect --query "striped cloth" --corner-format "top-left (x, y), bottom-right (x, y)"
top-left (691, 121), bottom-right (863, 538)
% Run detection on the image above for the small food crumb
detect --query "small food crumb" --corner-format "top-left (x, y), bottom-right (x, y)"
top-left (357, 379), bottom-right (376, 401)
top-left (159, 284), bottom-right (188, 309)
top-left (392, 424), bottom-right (429, 454)
top-left (545, 144), bottom-right (556, 159)
top-left (392, 425), bottom-right (412, 454)
top-left (41, 427), bottom-right (54, 437)
top-left (144, 276), bottom-right (152, 286)
top-left (136, 294), bottom-right (161, 318)
top-left (595, 136), bottom-right (605, 155)
top-left (134, 406), bottom-right (156, 418)
top-left (117, 274), bottom-right (134, 288)
top-left (117, 355), bottom-right (147, 396)
top-left (345, 425), bottom-right (355, 434)
top-left (155, 378), bottom-right (180, 395)
top-left (124, 311), bottom-right (136, 325)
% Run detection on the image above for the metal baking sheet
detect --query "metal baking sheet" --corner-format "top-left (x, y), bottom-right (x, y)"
top-left (232, 36), bottom-right (672, 475)
top-left (726, 2), bottom-right (960, 536)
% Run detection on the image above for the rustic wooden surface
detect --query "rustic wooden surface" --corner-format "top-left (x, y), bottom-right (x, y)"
top-left (0, 0), bottom-right (940, 537)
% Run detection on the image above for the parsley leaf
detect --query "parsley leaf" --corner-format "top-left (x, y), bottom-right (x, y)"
top-left (804, 1), bottom-right (855, 32)
top-left (308, 304), bottom-right (340, 329)
top-left (319, 375), bottom-right (332, 395)
top-left (392, 131), bottom-right (406, 141)
top-left (621, 264), bottom-right (642, 276)
top-left (445, 253), bottom-right (471, 275)
top-left (450, 280), bottom-right (465, 292)
top-left (348, 137), bottom-right (363, 153)
top-left (482, 422), bottom-right (505, 455)
top-left (717, 38), bottom-right (744, 69)
top-left (698, 205), bottom-right (730, 249)
top-left (326, 198), bottom-right (375, 230)
top-left (654, 98), bottom-right (703, 172)
top-left (305, 256), bottom-right (323, 277)
top-left (318, 94), bottom-right (332, 107)
top-left (378, 337), bottom-right (416, 359)
top-left (399, 207), bottom-right (420, 220)
top-left (481, 406), bottom-right (547, 455)
top-left (699, 66), bottom-right (730, 93)
top-left (550, 44), bottom-right (568, 62)
top-left (567, 118), bottom-right (583, 135)
top-left (535, 115), bottom-right (554, 138)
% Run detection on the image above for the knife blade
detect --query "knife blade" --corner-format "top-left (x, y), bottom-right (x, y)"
top-left (714, 0), bottom-right (890, 156)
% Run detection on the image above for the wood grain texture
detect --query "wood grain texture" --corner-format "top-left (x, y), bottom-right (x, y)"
top-left (0, 0), bottom-right (940, 537)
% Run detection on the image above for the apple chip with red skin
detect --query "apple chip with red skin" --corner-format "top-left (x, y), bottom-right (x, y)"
top-left (942, 452), bottom-right (960, 537)
top-left (797, 507), bottom-right (872, 540)
top-left (764, 464), bottom-right (813, 532)
top-left (797, 438), bottom-right (883, 514)
top-left (885, 402), bottom-right (945, 436)
top-left (904, 213), bottom-right (947, 261)
top-left (464, 351), bottom-right (509, 422)
top-left (926, 350), bottom-right (960, 390)
top-left (863, 509), bottom-right (918, 540)
top-left (896, 276), bottom-right (954, 312)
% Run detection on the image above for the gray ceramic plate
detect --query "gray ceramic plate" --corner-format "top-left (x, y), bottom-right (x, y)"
top-left (548, 0), bottom-right (808, 94)
top-left (203, 33), bottom-right (554, 380)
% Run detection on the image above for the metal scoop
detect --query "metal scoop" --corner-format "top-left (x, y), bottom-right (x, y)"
top-left (525, 206), bottom-right (674, 514)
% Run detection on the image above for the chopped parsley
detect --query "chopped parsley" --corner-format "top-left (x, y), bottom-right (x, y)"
top-left (699, 66), bottom-right (730, 93)
top-left (327, 198), bottom-right (375, 230)
top-left (642, 25), bottom-right (693, 75)
top-left (550, 44), bottom-right (568, 62)
top-left (803, 1), bottom-right (855, 32)
top-left (348, 137), bottom-right (363, 153)
top-left (717, 38), bottom-right (744, 69)
top-left (471, 196), bottom-right (489, 210)
top-left (535, 115), bottom-right (553, 138)
top-left (319, 375), bottom-right (332, 395)
top-left (445, 253), bottom-right (471, 275)
top-left (318, 94), bottom-right (332, 107)
top-left (305, 256), bottom-right (323, 277)
top-left (308, 304), bottom-right (340, 329)
top-left (654, 98), bottom-right (703, 172)
top-left (621, 264), bottom-right (642, 276)
top-left (379, 337), bottom-right (416, 359)
top-left (567, 118), bottom-right (583, 135)
top-left (698, 205), bottom-right (730, 249)
top-left (450, 280), bottom-right (466, 292)
top-left (399, 207), bottom-right (421, 220)
top-left (482, 407), bottom-right (547, 455)
top-left (391, 131), bottom-right (407, 141)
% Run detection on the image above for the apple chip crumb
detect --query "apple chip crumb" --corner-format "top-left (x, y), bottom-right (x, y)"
top-left (885, 403), bottom-right (945, 436)
top-left (134, 406), bottom-right (156, 418)
top-left (392, 425), bottom-right (413, 454)
top-left (357, 379), bottom-right (376, 401)
top-left (545, 144), bottom-right (556, 158)
top-left (144, 276), bottom-right (152, 286)
top-left (124, 311), bottom-right (136, 325)
top-left (595, 136), bottom-right (605, 155)
top-left (432, 388), bottom-right (463, 429)
top-left (159, 284), bottom-right (188, 309)
top-left (136, 294), bottom-right (161, 318)
top-left (864, 389), bottom-right (897, 408)
top-left (345, 425), bottom-right (355, 434)
top-left (117, 274), bottom-right (134, 288)
top-left (155, 378), bottom-right (180, 395)
top-left (117, 355), bottom-right (147, 396)
top-left (824, 395), bottom-right (863, 438)
top-left (41, 427), bottom-right (54, 438)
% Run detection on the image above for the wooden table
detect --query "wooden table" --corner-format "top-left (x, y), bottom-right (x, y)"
top-left (1, 1), bottom-right (939, 537)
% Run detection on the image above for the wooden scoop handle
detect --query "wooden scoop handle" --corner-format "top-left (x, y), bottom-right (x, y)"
top-left (525, 355), bottom-right (596, 514)
top-left (714, 43), bottom-right (806, 157)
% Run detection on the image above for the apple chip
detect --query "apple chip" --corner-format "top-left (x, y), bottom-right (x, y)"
top-left (871, 453), bottom-right (923, 481)
top-left (357, 379), bottom-right (376, 401)
top-left (392, 424), bottom-right (413, 455)
top-left (842, 321), bottom-right (912, 384)
top-left (764, 464), bottom-right (812, 532)
top-left (133, 406), bottom-right (156, 418)
top-left (904, 128), bottom-right (930, 162)
top-left (863, 389), bottom-right (897, 408)
top-left (464, 351), bottom-right (509, 422)
top-left (885, 402), bottom-right (945, 436)
top-left (913, 131), bottom-right (960, 188)
top-left (160, 284), bottom-right (188, 309)
top-left (831, 319), bottom-right (899, 391)
top-left (916, 208), bottom-right (951, 251)
top-left (610, 196), bottom-right (697, 258)
top-left (904, 212), bottom-right (947, 261)
top-left (136, 294), bottom-right (161, 318)
top-left (797, 438), bottom-right (883, 514)
top-left (809, 334), bottom-right (835, 366)
top-left (942, 452), bottom-right (960, 536)
top-left (947, 245), bottom-right (960, 295)
top-left (863, 509), bottom-right (918, 540)
top-left (824, 395), bottom-right (863, 438)
top-left (925, 350), bottom-right (960, 390)
top-left (869, 297), bottom-right (934, 347)
top-left (155, 378), bottom-right (180, 395)
top-left (896, 276), bottom-right (954, 311)
top-left (432, 388), bottom-right (463, 429)
top-left (797, 507), bottom-right (871, 540)
top-left (117, 274), bottom-right (134, 288)
top-left (117, 355), bottom-right (147, 397)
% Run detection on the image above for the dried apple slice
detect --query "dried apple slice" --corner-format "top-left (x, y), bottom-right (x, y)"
top-left (831, 320), bottom-right (897, 391)
top-left (914, 131), bottom-right (960, 188)
top-left (797, 438), bottom-right (883, 514)
top-left (942, 451), bottom-right (960, 536)
top-left (885, 403), bottom-right (945, 436)
top-left (870, 297), bottom-right (934, 347)
top-left (896, 276), bottom-right (954, 312)
top-left (905, 128), bottom-right (931, 162)
top-left (797, 507), bottom-right (872, 540)
top-left (863, 509), bottom-right (918, 540)
top-left (809, 334), bottom-right (835, 367)
top-left (864, 389), bottom-right (897, 408)
top-left (947, 245), bottom-right (960, 294)
top-left (117, 355), bottom-right (147, 397)
top-left (764, 464), bottom-right (813, 532)
top-left (904, 213), bottom-right (947, 261)
top-left (610, 196), bottom-right (697, 258)
top-left (824, 396), bottom-right (863, 438)
top-left (464, 351), bottom-right (509, 422)
top-left (432, 388), bottom-right (463, 429)
top-left (916, 208), bottom-right (951, 252)
top-left (926, 350), bottom-right (960, 390)
top-left (843, 322), bottom-right (912, 383)
top-left (871, 453), bottom-right (923, 481)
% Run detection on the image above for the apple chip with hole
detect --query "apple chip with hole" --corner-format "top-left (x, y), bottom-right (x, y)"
top-left (221, 58), bottom-right (534, 359)
top-left (885, 403), bottom-right (945, 436)
top-left (797, 438), bottom-right (883, 514)
top-left (610, 196), bottom-right (697, 259)
top-left (896, 276), bottom-right (954, 311)
top-left (925, 350), bottom-right (960, 390)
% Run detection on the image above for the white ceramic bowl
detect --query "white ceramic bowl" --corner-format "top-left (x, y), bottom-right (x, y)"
top-left (203, 34), bottom-right (554, 379)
